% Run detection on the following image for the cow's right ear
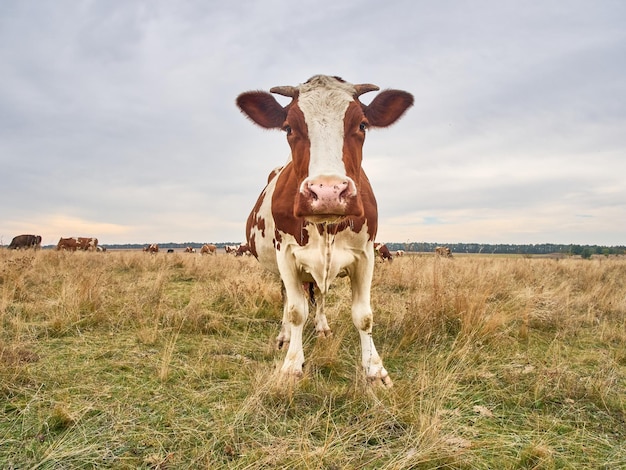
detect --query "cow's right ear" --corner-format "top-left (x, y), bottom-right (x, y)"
top-left (236, 91), bottom-right (286, 129)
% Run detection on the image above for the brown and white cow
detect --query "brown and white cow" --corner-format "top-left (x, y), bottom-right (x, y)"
top-left (435, 246), bottom-right (452, 257)
top-left (234, 243), bottom-right (251, 257)
top-left (143, 243), bottom-right (159, 253)
top-left (374, 242), bottom-right (393, 262)
top-left (200, 244), bottom-right (216, 255)
top-left (77, 237), bottom-right (98, 251)
top-left (237, 75), bottom-right (413, 386)
top-left (8, 234), bottom-right (42, 250)
top-left (224, 245), bottom-right (239, 254)
top-left (56, 237), bottom-right (98, 251)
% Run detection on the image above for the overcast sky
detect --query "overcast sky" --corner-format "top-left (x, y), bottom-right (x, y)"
top-left (1, 1), bottom-right (625, 247)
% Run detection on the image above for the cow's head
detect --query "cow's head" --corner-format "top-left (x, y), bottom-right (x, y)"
top-left (237, 75), bottom-right (413, 223)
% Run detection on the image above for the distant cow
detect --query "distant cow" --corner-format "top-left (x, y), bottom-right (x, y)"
top-left (374, 243), bottom-right (393, 262)
top-left (224, 245), bottom-right (239, 254)
top-left (234, 243), bottom-right (251, 257)
top-left (143, 244), bottom-right (159, 253)
top-left (184, 246), bottom-right (196, 253)
top-left (435, 246), bottom-right (452, 257)
top-left (8, 234), bottom-right (42, 250)
top-left (56, 237), bottom-right (98, 251)
top-left (167, 249), bottom-right (174, 253)
top-left (200, 244), bottom-right (216, 255)
top-left (77, 237), bottom-right (98, 251)
top-left (57, 237), bottom-right (78, 251)
top-left (238, 74), bottom-right (412, 385)
top-left (395, 250), bottom-right (405, 257)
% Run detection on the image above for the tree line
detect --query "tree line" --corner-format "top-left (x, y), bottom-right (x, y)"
top-left (385, 242), bottom-right (626, 257)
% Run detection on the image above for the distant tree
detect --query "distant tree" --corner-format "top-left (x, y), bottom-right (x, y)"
top-left (581, 248), bottom-right (593, 259)
top-left (569, 245), bottom-right (583, 256)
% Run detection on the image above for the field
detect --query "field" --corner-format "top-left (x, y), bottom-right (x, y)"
top-left (1, 249), bottom-right (625, 469)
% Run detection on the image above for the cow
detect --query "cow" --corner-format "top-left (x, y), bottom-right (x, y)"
top-left (8, 234), bottom-right (42, 250)
top-left (56, 237), bottom-right (98, 251)
top-left (200, 244), bottom-right (216, 255)
top-left (57, 237), bottom-right (78, 251)
top-left (224, 245), bottom-right (239, 254)
top-left (435, 246), bottom-right (453, 257)
top-left (234, 243), bottom-right (251, 257)
top-left (237, 74), bottom-right (413, 386)
top-left (374, 242), bottom-right (393, 262)
top-left (184, 246), bottom-right (196, 253)
top-left (395, 250), bottom-right (405, 257)
top-left (77, 237), bottom-right (98, 251)
top-left (167, 249), bottom-right (174, 253)
top-left (143, 244), bottom-right (159, 253)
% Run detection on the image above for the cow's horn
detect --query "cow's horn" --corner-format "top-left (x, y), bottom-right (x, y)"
top-left (354, 84), bottom-right (380, 97)
top-left (270, 86), bottom-right (298, 97)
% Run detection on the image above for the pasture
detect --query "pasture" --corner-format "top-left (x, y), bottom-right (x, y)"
top-left (1, 249), bottom-right (625, 468)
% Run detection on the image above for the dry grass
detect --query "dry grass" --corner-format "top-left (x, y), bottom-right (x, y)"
top-left (1, 249), bottom-right (625, 468)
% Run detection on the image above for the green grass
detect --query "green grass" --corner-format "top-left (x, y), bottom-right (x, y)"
top-left (1, 250), bottom-right (625, 468)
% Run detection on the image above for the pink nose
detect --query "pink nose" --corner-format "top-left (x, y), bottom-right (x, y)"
top-left (300, 176), bottom-right (357, 214)
top-left (308, 180), bottom-right (349, 201)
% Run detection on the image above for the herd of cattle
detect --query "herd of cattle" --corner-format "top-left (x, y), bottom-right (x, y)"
top-left (5, 233), bottom-right (453, 261)
top-left (7, 234), bottom-right (102, 252)
top-left (5, 233), bottom-right (452, 260)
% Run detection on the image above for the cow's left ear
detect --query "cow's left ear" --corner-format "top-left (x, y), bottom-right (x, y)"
top-left (237, 91), bottom-right (287, 129)
top-left (364, 90), bottom-right (414, 128)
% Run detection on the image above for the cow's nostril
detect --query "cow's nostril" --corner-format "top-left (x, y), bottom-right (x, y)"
top-left (339, 187), bottom-right (349, 201)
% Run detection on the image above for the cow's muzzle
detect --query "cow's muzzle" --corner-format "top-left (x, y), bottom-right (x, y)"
top-left (296, 175), bottom-right (362, 221)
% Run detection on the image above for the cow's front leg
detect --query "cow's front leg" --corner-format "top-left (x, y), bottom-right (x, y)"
top-left (351, 260), bottom-right (392, 387)
top-left (280, 278), bottom-right (308, 377)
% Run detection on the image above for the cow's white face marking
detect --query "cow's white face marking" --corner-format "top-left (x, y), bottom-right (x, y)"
top-left (297, 78), bottom-right (354, 183)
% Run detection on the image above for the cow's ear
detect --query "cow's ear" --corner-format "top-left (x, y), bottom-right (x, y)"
top-left (236, 91), bottom-right (286, 129)
top-left (364, 90), bottom-right (414, 128)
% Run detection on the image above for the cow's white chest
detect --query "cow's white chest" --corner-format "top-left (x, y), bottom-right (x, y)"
top-left (278, 224), bottom-right (373, 293)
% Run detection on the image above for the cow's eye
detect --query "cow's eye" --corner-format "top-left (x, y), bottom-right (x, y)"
top-left (359, 122), bottom-right (368, 132)
top-left (283, 125), bottom-right (292, 135)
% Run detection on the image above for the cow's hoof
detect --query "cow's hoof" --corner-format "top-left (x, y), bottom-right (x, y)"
top-left (316, 328), bottom-right (332, 339)
top-left (367, 373), bottom-right (393, 388)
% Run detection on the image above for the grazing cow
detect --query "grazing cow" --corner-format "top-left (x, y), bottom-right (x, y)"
top-left (8, 234), bottom-right (42, 250)
top-left (143, 243), bottom-right (159, 253)
top-left (234, 243), bottom-right (251, 257)
top-left (184, 246), bottom-right (196, 253)
top-left (224, 245), bottom-right (239, 254)
top-left (200, 244), bottom-right (216, 255)
top-left (77, 237), bottom-right (98, 251)
top-left (374, 242), bottom-right (393, 262)
top-left (395, 250), bottom-right (405, 257)
top-left (435, 246), bottom-right (453, 257)
top-left (96, 245), bottom-right (107, 252)
top-left (167, 249), bottom-right (174, 253)
top-left (56, 237), bottom-right (78, 251)
top-left (237, 74), bottom-right (413, 385)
